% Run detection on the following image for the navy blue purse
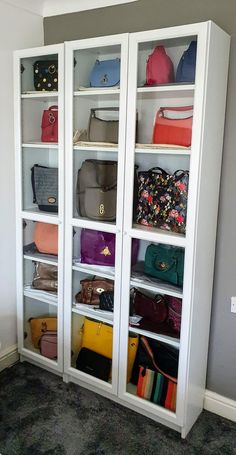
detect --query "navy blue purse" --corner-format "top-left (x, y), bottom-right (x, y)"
top-left (176, 41), bottom-right (197, 83)
top-left (90, 58), bottom-right (120, 87)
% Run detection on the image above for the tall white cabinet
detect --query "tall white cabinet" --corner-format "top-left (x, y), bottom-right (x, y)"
top-left (14, 21), bottom-right (230, 437)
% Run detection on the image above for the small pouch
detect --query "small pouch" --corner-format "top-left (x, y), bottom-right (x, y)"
top-left (99, 291), bottom-right (114, 312)
top-left (84, 187), bottom-right (117, 221)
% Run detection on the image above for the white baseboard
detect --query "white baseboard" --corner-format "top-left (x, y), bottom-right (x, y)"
top-left (0, 345), bottom-right (19, 372)
top-left (204, 390), bottom-right (236, 422)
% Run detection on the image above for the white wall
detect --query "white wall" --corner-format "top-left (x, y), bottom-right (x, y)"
top-left (0, 1), bottom-right (43, 357)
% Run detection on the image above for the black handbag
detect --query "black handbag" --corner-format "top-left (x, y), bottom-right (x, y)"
top-left (76, 348), bottom-right (111, 381)
top-left (99, 291), bottom-right (114, 312)
top-left (33, 60), bottom-right (58, 91)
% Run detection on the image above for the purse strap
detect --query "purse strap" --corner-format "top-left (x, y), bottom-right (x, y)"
top-left (140, 336), bottom-right (177, 383)
top-left (149, 167), bottom-right (168, 176)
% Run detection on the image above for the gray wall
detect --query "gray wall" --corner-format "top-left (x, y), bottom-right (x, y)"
top-left (44, 0), bottom-right (236, 400)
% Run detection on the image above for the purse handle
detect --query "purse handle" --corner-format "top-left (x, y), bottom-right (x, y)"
top-left (149, 166), bottom-right (168, 176)
top-left (49, 105), bottom-right (58, 111)
top-left (140, 336), bottom-right (177, 383)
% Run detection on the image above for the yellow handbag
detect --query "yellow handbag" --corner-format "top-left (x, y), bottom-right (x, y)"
top-left (81, 318), bottom-right (138, 381)
top-left (29, 317), bottom-right (57, 348)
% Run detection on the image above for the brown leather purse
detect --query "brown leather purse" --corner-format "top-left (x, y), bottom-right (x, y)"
top-left (32, 262), bottom-right (58, 292)
top-left (132, 288), bottom-right (168, 323)
top-left (75, 277), bottom-right (114, 305)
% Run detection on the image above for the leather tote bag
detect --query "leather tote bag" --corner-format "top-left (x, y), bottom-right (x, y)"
top-left (146, 46), bottom-right (174, 85)
top-left (89, 58), bottom-right (120, 87)
top-left (176, 41), bottom-right (197, 83)
top-left (34, 60), bottom-right (58, 91)
top-left (136, 167), bottom-right (189, 234)
top-left (144, 243), bottom-right (185, 287)
top-left (41, 105), bottom-right (58, 142)
top-left (32, 262), bottom-right (58, 292)
top-left (34, 222), bottom-right (58, 256)
top-left (31, 164), bottom-right (58, 213)
top-left (152, 106), bottom-right (193, 147)
top-left (88, 108), bottom-right (119, 143)
top-left (75, 277), bottom-right (114, 306)
top-left (76, 159), bottom-right (117, 221)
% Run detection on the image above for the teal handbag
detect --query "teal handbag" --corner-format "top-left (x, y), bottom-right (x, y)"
top-left (144, 244), bottom-right (184, 286)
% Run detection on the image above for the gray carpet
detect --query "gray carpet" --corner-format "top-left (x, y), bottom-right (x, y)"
top-left (0, 363), bottom-right (236, 455)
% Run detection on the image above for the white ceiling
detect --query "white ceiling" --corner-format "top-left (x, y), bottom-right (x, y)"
top-left (3, 0), bottom-right (138, 17)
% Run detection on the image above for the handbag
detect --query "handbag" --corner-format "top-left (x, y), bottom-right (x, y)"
top-left (137, 367), bottom-right (177, 411)
top-left (89, 58), bottom-right (120, 87)
top-left (32, 262), bottom-right (58, 292)
top-left (33, 222), bottom-right (58, 256)
top-left (39, 331), bottom-right (57, 359)
top-left (176, 41), bottom-right (197, 83)
top-left (76, 159), bottom-right (117, 221)
top-left (80, 229), bottom-right (139, 266)
top-left (81, 318), bottom-right (138, 381)
top-left (165, 296), bottom-right (182, 334)
top-left (34, 60), bottom-right (58, 91)
top-left (132, 289), bottom-right (168, 323)
top-left (31, 165), bottom-right (58, 212)
top-left (144, 243), bottom-right (185, 287)
top-left (146, 46), bottom-right (174, 86)
top-left (136, 167), bottom-right (189, 234)
top-left (75, 277), bottom-right (114, 306)
top-left (99, 291), bottom-right (114, 312)
top-left (88, 108), bottom-right (119, 143)
top-left (152, 106), bottom-right (193, 147)
top-left (41, 105), bottom-right (58, 142)
top-left (29, 317), bottom-right (57, 348)
top-left (76, 348), bottom-right (111, 381)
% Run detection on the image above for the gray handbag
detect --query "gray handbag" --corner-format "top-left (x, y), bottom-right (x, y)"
top-left (31, 164), bottom-right (58, 213)
top-left (88, 107), bottom-right (119, 143)
top-left (76, 159), bottom-right (117, 221)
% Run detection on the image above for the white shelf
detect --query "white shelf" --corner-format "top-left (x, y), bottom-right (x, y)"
top-left (137, 84), bottom-right (195, 93)
top-left (71, 217), bottom-right (118, 233)
top-left (74, 144), bottom-right (118, 153)
top-left (72, 305), bottom-right (113, 325)
top-left (73, 262), bottom-right (115, 280)
top-left (74, 88), bottom-right (120, 96)
top-left (135, 146), bottom-right (191, 155)
top-left (21, 209), bottom-right (59, 224)
top-left (130, 277), bottom-right (183, 299)
top-left (130, 224), bottom-right (186, 248)
top-left (24, 286), bottom-right (58, 306)
top-left (22, 142), bottom-right (58, 149)
top-left (24, 253), bottom-right (58, 266)
top-left (128, 326), bottom-right (180, 349)
top-left (21, 91), bottom-right (58, 99)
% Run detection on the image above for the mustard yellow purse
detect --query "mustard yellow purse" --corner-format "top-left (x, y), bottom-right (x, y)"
top-left (29, 317), bottom-right (57, 348)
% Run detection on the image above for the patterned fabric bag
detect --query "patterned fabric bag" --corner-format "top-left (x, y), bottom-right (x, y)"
top-left (136, 167), bottom-right (189, 234)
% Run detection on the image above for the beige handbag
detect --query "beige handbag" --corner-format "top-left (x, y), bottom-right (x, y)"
top-left (88, 107), bottom-right (119, 143)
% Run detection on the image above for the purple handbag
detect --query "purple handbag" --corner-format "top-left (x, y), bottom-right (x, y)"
top-left (80, 229), bottom-right (139, 266)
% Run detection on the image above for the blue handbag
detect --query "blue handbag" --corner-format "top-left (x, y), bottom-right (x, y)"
top-left (90, 58), bottom-right (120, 87)
top-left (176, 41), bottom-right (197, 83)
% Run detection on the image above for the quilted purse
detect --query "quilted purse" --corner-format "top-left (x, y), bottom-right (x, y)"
top-left (89, 58), bottom-right (120, 87)
top-left (99, 291), bottom-right (114, 312)
top-left (136, 167), bottom-right (189, 234)
top-left (33, 60), bottom-right (58, 91)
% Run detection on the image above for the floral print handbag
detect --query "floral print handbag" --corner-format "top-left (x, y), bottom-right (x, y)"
top-left (136, 167), bottom-right (189, 234)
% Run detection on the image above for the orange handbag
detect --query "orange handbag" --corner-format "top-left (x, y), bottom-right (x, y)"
top-left (34, 222), bottom-right (58, 255)
top-left (152, 106), bottom-right (193, 147)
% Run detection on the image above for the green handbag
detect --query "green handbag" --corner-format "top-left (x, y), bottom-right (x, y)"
top-left (144, 244), bottom-right (184, 286)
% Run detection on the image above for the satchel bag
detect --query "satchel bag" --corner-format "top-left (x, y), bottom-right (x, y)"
top-left (80, 229), bottom-right (139, 266)
top-left (41, 105), bottom-right (58, 142)
top-left (34, 60), bottom-right (58, 91)
top-left (152, 106), bottom-right (193, 147)
top-left (76, 348), bottom-right (111, 381)
top-left (32, 262), bottom-right (58, 292)
top-left (144, 243), bottom-right (185, 287)
top-left (75, 277), bottom-right (114, 306)
top-left (31, 165), bottom-right (58, 213)
top-left (132, 289), bottom-right (168, 323)
top-left (34, 222), bottom-right (58, 256)
top-left (89, 58), bottom-right (120, 87)
top-left (176, 41), bottom-right (197, 83)
top-left (165, 296), bottom-right (182, 334)
top-left (29, 317), bottom-right (57, 348)
top-left (146, 46), bottom-right (174, 86)
top-left (99, 291), bottom-right (114, 312)
top-left (39, 331), bottom-right (57, 359)
top-left (136, 167), bottom-right (189, 234)
top-left (76, 159), bottom-right (117, 221)
top-left (88, 108), bottom-right (119, 143)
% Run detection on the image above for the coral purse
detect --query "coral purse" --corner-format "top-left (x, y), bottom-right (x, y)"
top-left (152, 106), bottom-right (193, 147)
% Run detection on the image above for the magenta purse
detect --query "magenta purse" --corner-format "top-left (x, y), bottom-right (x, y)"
top-left (80, 229), bottom-right (139, 266)
top-left (165, 296), bottom-right (182, 334)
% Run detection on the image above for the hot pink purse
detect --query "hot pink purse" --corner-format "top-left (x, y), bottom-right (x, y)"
top-left (146, 46), bottom-right (174, 86)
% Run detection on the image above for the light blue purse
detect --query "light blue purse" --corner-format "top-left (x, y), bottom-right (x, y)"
top-left (90, 58), bottom-right (120, 87)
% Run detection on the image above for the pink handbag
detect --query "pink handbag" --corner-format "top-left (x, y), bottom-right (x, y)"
top-left (39, 331), bottom-right (57, 359)
top-left (165, 296), bottom-right (182, 334)
top-left (146, 46), bottom-right (174, 85)
top-left (41, 105), bottom-right (58, 142)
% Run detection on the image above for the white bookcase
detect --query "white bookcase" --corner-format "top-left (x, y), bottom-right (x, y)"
top-left (14, 44), bottom-right (64, 373)
top-left (14, 21), bottom-right (230, 437)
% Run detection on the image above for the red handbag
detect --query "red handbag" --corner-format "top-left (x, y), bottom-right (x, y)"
top-left (152, 106), bottom-right (193, 147)
top-left (41, 105), bottom-right (58, 142)
top-left (146, 46), bottom-right (174, 86)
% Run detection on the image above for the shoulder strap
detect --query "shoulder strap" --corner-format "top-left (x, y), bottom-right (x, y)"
top-left (140, 336), bottom-right (177, 383)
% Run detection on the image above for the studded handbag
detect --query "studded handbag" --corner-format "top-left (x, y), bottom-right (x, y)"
top-left (33, 60), bottom-right (58, 91)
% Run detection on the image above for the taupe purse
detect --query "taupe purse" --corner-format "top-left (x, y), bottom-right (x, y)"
top-left (32, 263), bottom-right (58, 292)
top-left (88, 107), bottom-right (119, 143)
top-left (76, 159), bottom-right (117, 221)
